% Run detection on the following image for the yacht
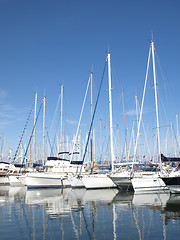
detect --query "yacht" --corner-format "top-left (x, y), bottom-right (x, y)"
top-left (25, 152), bottom-right (85, 189)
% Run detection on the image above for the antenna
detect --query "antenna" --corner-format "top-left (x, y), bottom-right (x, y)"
top-left (151, 31), bottom-right (154, 41)
top-left (90, 64), bottom-right (93, 73)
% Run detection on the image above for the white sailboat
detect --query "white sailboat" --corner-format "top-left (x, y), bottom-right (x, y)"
top-left (0, 162), bottom-right (11, 185)
top-left (160, 154), bottom-right (180, 193)
top-left (67, 74), bottom-right (92, 188)
top-left (0, 162), bottom-right (25, 186)
top-left (25, 151), bottom-right (85, 189)
top-left (25, 87), bottom-right (85, 189)
top-left (130, 40), bottom-right (169, 193)
top-left (131, 174), bottom-right (168, 193)
top-left (82, 52), bottom-right (116, 189)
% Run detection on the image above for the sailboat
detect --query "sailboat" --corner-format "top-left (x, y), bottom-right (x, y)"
top-left (25, 151), bottom-right (86, 189)
top-left (81, 52), bottom-right (116, 189)
top-left (130, 40), bottom-right (169, 193)
top-left (110, 91), bottom-right (137, 191)
top-left (111, 41), bottom-right (171, 193)
top-left (0, 162), bottom-right (15, 185)
top-left (25, 86), bottom-right (85, 189)
top-left (67, 73), bottom-right (93, 188)
top-left (160, 154), bottom-right (180, 193)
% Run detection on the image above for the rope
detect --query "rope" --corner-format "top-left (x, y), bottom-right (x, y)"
top-left (19, 102), bottom-right (43, 172)
top-left (46, 129), bottom-right (53, 156)
top-left (12, 98), bottom-right (35, 163)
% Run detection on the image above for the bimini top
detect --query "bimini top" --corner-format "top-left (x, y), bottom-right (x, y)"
top-left (47, 151), bottom-right (82, 164)
top-left (161, 153), bottom-right (180, 162)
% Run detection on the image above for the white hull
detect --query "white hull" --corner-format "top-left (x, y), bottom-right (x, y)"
top-left (68, 175), bottom-right (84, 188)
top-left (25, 172), bottom-right (67, 189)
top-left (110, 171), bottom-right (158, 191)
top-left (131, 176), bottom-right (169, 193)
top-left (110, 171), bottom-right (132, 190)
top-left (82, 174), bottom-right (116, 189)
top-left (0, 174), bottom-right (9, 185)
top-left (9, 175), bottom-right (24, 186)
top-left (62, 178), bottom-right (71, 188)
top-left (17, 175), bottom-right (26, 185)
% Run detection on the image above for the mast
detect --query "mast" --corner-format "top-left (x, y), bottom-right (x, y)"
top-left (165, 127), bottom-right (168, 156)
top-left (122, 90), bottom-right (128, 161)
top-left (176, 114), bottom-right (179, 156)
top-left (42, 96), bottom-right (46, 166)
top-left (60, 85), bottom-right (63, 153)
top-left (133, 43), bottom-right (151, 165)
top-left (135, 95), bottom-right (141, 162)
top-left (171, 121), bottom-right (174, 156)
top-left (107, 52), bottom-right (115, 172)
top-left (30, 134), bottom-right (32, 167)
top-left (151, 41), bottom-right (161, 164)
top-left (90, 72), bottom-right (94, 173)
top-left (100, 119), bottom-right (102, 162)
top-left (33, 92), bottom-right (37, 163)
top-left (117, 124), bottom-right (120, 162)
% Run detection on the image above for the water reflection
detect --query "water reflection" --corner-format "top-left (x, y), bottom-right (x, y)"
top-left (133, 192), bottom-right (170, 208)
top-left (0, 186), bottom-right (180, 239)
top-left (112, 190), bottom-right (134, 205)
top-left (164, 194), bottom-right (180, 223)
top-left (26, 188), bottom-right (86, 218)
top-left (0, 185), bottom-right (26, 203)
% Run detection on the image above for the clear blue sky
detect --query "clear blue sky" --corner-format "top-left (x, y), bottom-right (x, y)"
top-left (1, 0), bottom-right (180, 160)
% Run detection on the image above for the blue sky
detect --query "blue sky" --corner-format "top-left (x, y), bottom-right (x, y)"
top-left (1, 0), bottom-right (180, 161)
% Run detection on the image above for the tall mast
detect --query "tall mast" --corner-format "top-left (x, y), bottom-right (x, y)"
top-left (151, 41), bottom-right (161, 163)
top-left (176, 113), bottom-right (179, 156)
top-left (60, 85), bottom-right (63, 153)
top-left (133, 44), bottom-right (151, 164)
top-left (30, 134), bottom-right (32, 166)
top-left (33, 92), bottom-right (37, 163)
top-left (171, 121), bottom-right (174, 155)
top-left (100, 119), bottom-right (103, 162)
top-left (107, 52), bottom-right (115, 172)
top-left (117, 125), bottom-right (120, 162)
top-left (122, 90), bottom-right (128, 161)
top-left (42, 96), bottom-right (46, 166)
top-left (90, 72), bottom-right (94, 173)
top-left (135, 95), bottom-right (141, 162)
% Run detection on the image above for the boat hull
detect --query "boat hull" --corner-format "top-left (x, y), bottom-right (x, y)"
top-left (110, 171), bottom-right (157, 191)
top-left (9, 175), bottom-right (24, 186)
top-left (25, 172), bottom-right (68, 189)
top-left (132, 176), bottom-right (169, 193)
top-left (82, 174), bottom-right (116, 189)
top-left (110, 172), bottom-right (133, 191)
top-left (161, 176), bottom-right (180, 193)
top-left (161, 176), bottom-right (180, 185)
top-left (68, 175), bottom-right (85, 188)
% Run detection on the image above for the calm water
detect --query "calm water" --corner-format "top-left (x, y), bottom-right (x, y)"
top-left (0, 186), bottom-right (180, 240)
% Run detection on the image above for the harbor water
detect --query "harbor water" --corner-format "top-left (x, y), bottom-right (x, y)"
top-left (0, 186), bottom-right (180, 239)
